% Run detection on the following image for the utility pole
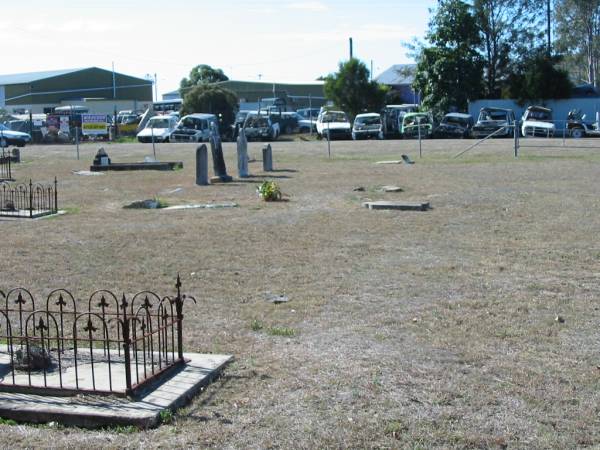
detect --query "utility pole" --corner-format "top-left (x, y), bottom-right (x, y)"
top-left (349, 37), bottom-right (353, 60)
top-left (547, 0), bottom-right (551, 56)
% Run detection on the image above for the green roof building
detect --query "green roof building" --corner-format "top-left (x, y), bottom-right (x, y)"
top-left (0, 67), bottom-right (153, 114)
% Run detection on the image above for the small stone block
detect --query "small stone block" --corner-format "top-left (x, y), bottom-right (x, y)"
top-left (210, 175), bottom-right (233, 183)
top-left (375, 160), bottom-right (402, 165)
top-left (362, 201), bottom-right (430, 211)
top-left (380, 185), bottom-right (403, 192)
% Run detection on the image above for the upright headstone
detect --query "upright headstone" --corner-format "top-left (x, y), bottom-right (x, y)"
top-left (195, 144), bottom-right (209, 185)
top-left (209, 123), bottom-right (232, 182)
top-left (237, 129), bottom-right (249, 178)
top-left (262, 144), bottom-right (273, 172)
top-left (11, 148), bottom-right (20, 163)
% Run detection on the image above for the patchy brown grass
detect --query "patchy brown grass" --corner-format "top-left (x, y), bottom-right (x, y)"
top-left (2, 137), bottom-right (600, 448)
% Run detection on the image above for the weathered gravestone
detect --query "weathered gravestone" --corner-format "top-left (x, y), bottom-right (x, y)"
top-left (237, 129), bottom-right (249, 178)
top-left (196, 144), bottom-right (209, 185)
top-left (262, 144), bottom-right (273, 172)
top-left (209, 123), bottom-right (232, 183)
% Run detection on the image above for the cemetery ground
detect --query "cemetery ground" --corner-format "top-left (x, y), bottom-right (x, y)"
top-left (1, 137), bottom-right (600, 449)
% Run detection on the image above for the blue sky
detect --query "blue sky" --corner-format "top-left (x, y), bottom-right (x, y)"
top-left (1, 0), bottom-right (437, 97)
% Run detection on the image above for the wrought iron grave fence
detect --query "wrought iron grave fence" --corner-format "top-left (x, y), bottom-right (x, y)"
top-left (0, 178), bottom-right (58, 218)
top-left (0, 276), bottom-right (195, 398)
top-left (0, 150), bottom-right (12, 181)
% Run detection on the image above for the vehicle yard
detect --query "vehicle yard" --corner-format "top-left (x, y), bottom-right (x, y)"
top-left (1, 139), bottom-right (599, 448)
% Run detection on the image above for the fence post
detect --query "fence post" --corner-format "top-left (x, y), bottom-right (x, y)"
top-left (514, 121), bottom-right (519, 158)
top-left (175, 275), bottom-right (184, 360)
top-left (120, 294), bottom-right (133, 396)
top-left (562, 122), bottom-right (566, 147)
top-left (54, 177), bottom-right (58, 213)
top-left (29, 179), bottom-right (33, 218)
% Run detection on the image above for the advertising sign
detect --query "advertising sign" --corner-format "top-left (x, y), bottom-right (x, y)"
top-left (59, 116), bottom-right (70, 133)
top-left (81, 114), bottom-right (107, 136)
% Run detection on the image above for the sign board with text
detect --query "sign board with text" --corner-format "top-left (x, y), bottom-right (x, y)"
top-left (81, 114), bottom-right (108, 136)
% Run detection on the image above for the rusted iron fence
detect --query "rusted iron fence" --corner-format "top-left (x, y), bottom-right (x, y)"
top-left (0, 178), bottom-right (58, 218)
top-left (0, 150), bottom-right (12, 181)
top-left (0, 276), bottom-right (195, 397)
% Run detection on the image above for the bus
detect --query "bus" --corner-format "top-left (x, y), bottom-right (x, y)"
top-left (152, 99), bottom-right (182, 114)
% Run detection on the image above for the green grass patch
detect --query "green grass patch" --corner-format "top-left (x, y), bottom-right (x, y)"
top-left (250, 320), bottom-right (264, 332)
top-left (267, 326), bottom-right (296, 337)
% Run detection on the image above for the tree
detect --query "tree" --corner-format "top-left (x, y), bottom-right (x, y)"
top-left (181, 84), bottom-right (238, 132)
top-left (323, 59), bottom-right (387, 119)
top-left (413, 0), bottom-right (484, 117)
top-left (180, 65), bottom-right (229, 96)
top-left (504, 52), bottom-right (573, 102)
top-left (473, 0), bottom-right (545, 98)
top-left (555, 0), bottom-right (600, 87)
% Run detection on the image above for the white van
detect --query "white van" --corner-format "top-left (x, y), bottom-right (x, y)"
top-left (136, 115), bottom-right (179, 143)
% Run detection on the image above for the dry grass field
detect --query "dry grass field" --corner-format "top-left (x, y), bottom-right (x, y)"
top-left (1, 137), bottom-right (600, 449)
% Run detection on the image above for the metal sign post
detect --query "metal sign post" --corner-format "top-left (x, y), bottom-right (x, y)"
top-left (75, 127), bottom-right (80, 160)
top-left (417, 117), bottom-right (422, 158)
top-left (327, 121), bottom-right (331, 159)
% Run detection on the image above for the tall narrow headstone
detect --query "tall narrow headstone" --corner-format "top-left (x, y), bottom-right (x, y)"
top-left (237, 129), bottom-right (249, 178)
top-left (262, 144), bottom-right (273, 172)
top-left (209, 124), bottom-right (232, 182)
top-left (195, 144), bottom-right (209, 185)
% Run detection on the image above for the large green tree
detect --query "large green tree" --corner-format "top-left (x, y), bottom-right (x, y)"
top-left (473, 0), bottom-right (545, 97)
top-left (555, 0), bottom-right (600, 87)
top-left (323, 59), bottom-right (387, 119)
top-left (181, 84), bottom-right (238, 132)
top-left (180, 65), bottom-right (229, 96)
top-left (413, 0), bottom-right (484, 117)
top-left (504, 52), bottom-right (573, 102)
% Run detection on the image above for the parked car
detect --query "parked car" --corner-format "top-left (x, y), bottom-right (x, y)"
top-left (136, 115), bottom-right (179, 143)
top-left (171, 113), bottom-right (219, 143)
top-left (521, 106), bottom-right (555, 137)
top-left (316, 110), bottom-right (352, 140)
top-left (434, 113), bottom-right (474, 138)
top-left (566, 109), bottom-right (600, 138)
top-left (0, 123), bottom-right (32, 147)
top-left (271, 111), bottom-right (299, 135)
top-left (295, 108), bottom-right (319, 133)
top-left (381, 104), bottom-right (419, 138)
top-left (401, 112), bottom-right (433, 139)
top-left (243, 114), bottom-right (280, 141)
top-left (471, 107), bottom-right (515, 138)
top-left (297, 108), bottom-right (320, 120)
top-left (352, 113), bottom-right (384, 140)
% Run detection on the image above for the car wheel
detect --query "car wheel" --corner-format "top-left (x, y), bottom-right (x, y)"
top-left (571, 128), bottom-right (584, 139)
top-left (284, 125), bottom-right (292, 134)
top-left (17, 141), bottom-right (25, 147)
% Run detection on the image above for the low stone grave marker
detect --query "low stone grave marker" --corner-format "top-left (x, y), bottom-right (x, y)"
top-left (90, 148), bottom-right (183, 172)
top-left (363, 200), bottom-right (430, 211)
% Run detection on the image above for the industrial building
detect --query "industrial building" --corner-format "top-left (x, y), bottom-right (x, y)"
top-left (163, 79), bottom-right (327, 111)
top-left (0, 67), bottom-right (153, 115)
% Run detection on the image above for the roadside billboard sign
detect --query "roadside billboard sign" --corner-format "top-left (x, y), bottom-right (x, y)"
top-left (82, 114), bottom-right (107, 136)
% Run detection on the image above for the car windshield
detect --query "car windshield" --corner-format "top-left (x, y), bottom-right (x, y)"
top-left (247, 117), bottom-right (269, 127)
top-left (148, 118), bottom-right (171, 128)
top-left (526, 109), bottom-right (551, 121)
top-left (479, 110), bottom-right (508, 121)
top-left (404, 115), bottom-right (430, 126)
top-left (443, 116), bottom-right (468, 126)
top-left (179, 118), bottom-right (206, 129)
top-left (322, 112), bottom-right (348, 123)
top-left (356, 116), bottom-right (381, 125)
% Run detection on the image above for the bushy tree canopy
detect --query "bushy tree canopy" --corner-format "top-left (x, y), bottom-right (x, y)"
top-left (504, 53), bottom-right (573, 103)
top-left (323, 59), bottom-right (387, 119)
top-left (181, 84), bottom-right (238, 132)
top-left (413, 0), bottom-right (484, 117)
top-left (180, 65), bottom-right (229, 96)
